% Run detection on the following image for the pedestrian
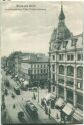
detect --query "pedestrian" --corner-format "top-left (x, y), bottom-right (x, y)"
top-left (56, 113), bottom-right (58, 119)
top-left (41, 98), bottom-right (42, 106)
top-left (48, 107), bottom-right (51, 118)
top-left (34, 93), bottom-right (36, 100)
top-left (45, 105), bottom-right (47, 114)
top-left (13, 104), bottom-right (15, 108)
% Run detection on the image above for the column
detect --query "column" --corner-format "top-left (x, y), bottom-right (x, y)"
top-left (56, 63), bottom-right (59, 98)
top-left (73, 64), bottom-right (77, 107)
top-left (56, 85), bottom-right (59, 98)
top-left (64, 65), bottom-right (67, 101)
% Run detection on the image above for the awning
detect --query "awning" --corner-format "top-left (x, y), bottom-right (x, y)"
top-left (45, 93), bottom-right (51, 100)
top-left (14, 85), bottom-right (20, 90)
top-left (23, 80), bottom-right (29, 86)
top-left (20, 78), bottom-right (23, 81)
top-left (55, 98), bottom-right (65, 108)
top-left (62, 103), bottom-right (73, 116)
top-left (51, 93), bottom-right (56, 99)
top-left (22, 79), bottom-right (25, 82)
top-left (15, 75), bottom-right (18, 78)
top-left (45, 93), bottom-right (56, 101)
top-left (73, 108), bottom-right (83, 121)
top-left (20, 78), bottom-right (24, 82)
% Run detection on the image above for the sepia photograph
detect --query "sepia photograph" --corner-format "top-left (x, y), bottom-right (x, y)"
top-left (1, 1), bottom-right (83, 124)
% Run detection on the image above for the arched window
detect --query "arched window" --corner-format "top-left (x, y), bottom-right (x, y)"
top-left (77, 66), bottom-right (83, 78)
top-left (67, 66), bottom-right (74, 76)
top-left (59, 65), bottom-right (64, 74)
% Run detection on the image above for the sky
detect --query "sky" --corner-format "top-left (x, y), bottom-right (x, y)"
top-left (1, 1), bottom-right (83, 57)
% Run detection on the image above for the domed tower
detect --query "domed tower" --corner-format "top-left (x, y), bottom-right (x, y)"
top-left (50, 3), bottom-right (71, 50)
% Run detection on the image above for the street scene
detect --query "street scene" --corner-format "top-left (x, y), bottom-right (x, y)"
top-left (1, 1), bottom-right (83, 125)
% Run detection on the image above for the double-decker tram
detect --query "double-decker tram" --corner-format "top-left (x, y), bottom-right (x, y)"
top-left (25, 100), bottom-right (38, 120)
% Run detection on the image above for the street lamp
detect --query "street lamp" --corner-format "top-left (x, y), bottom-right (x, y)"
top-left (37, 81), bottom-right (39, 103)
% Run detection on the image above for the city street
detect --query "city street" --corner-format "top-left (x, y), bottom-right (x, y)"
top-left (1, 70), bottom-right (56, 124)
top-left (1, 3), bottom-right (83, 124)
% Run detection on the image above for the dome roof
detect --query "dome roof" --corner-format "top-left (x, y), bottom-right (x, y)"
top-left (50, 29), bottom-right (57, 42)
top-left (50, 4), bottom-right (71, 43)
top-left (57, 22), bottom-right (71, 40)
top-left (50, 24), bottom-right (71, 43)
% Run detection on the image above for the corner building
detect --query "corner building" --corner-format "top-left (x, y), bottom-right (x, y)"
top-left (49, 5), bottom-right (83, 110)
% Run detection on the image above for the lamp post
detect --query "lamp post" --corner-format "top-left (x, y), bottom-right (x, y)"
top-left (38, 81), bottom-right (39, 103)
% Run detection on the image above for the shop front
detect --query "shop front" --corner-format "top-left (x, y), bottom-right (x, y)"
top-left (62, 103), bottom-right (74, 123)
top-left (72, 108), bottom-right (83, 124)
top-left (55, 97), bottom-right (65, 110)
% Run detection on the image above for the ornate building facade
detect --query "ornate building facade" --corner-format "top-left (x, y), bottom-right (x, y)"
top-left (19, 53), bottom-right (49, 87)
top-left (49, 4), bottom-right (83, 111)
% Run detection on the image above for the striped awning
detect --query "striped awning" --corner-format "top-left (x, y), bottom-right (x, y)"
top-left (55, 98), bottom-right (65, 108)
top-left (73, 108), bottom-right (83, 121)
top-left (62, 103), bottom-right (74, 116)
top-left (23, 80), bottom-right (29, 85)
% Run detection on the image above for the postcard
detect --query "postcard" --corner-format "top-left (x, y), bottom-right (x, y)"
top-left (1, 1), bottom-right (83, 124)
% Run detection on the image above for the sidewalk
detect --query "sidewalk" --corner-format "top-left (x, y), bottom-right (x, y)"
top-left (34, 88), bottom-right (61, 123)
top-left (32, 100), bottom-right (56, 124)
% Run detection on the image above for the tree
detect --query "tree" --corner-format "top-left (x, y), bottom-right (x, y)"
top-left (7, 51), bottom-right (22, 73)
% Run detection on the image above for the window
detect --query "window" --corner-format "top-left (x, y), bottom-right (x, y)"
top-left (52, 64), bottom-right (55, 71)
top-left (71, 54), bottom-right (74, 61)
top-left (34, 70), bottom-right (36, 74)
top-left (67, 90), bottom-right (73, 103)
top-left (77, 54), bottom-right (83, 61)
top-left (41, 65), bottom-right (42, 68)
top-left (67, 80), bottom-right (74, 87)
top-left (41, 69), bottom-right (42, 73)
top-left (67, 54), bottom-right (74, 61)
top-left (59, 65), bottom-right (64, 74)
top-left (63, 41), bottom-right (68, 48)
top-left (77, 67), bottom-right (83, 78)
top-left (47, 69), bottom-right (48, 73)
top-left (67, 55), bottom-right (70, 61)
top-left (77, 80), bottom-right (83, 90)
top-left (77, 83), bottom-right (81, 89)
top-left (52, 74), bottom-right (55, 82)
top-left (71, 38), bottom-right (77, 46)
top-left (59, 87), bottom-right (64, 98)
top-left (77, 94), bottom-right (83, 110)
top-left (38, 65), bottom-right (39, 68)
top-left (37, 70), bottom-right (39, 74)
top-left (34, 65), bottom-right (36, 68)
top-left (44, 69), bottom-right (46, 73)
top-left (67, 66), bottom-right (74, 76)
top-left (59, 55), bottom-right (61, 60)
top-left (52, 55), bottom-right (55, 60)
top-left (44, 65), bottom-right (45, 68)
top-left (59, 54), bottom-right (64, 61)
top-left (77, 94), bottom-right (83, 105)
top-left (58, 79), bottom-right (64, 84)
top-left (53, 86), bottom-right (55, 92)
